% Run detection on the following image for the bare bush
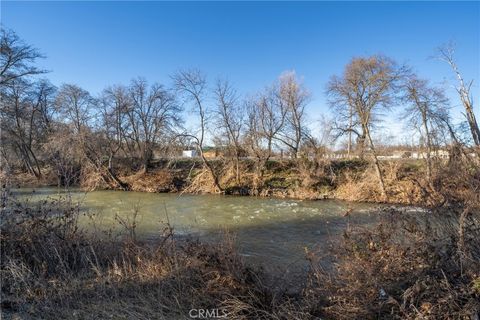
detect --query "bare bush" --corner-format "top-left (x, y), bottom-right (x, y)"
top-left (305, 207), bottom-right (480, 319)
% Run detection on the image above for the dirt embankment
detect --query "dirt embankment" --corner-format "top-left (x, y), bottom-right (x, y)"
top-left (118, 159), bottom-right (434, 205)
top-left (2, 158), bottom-right (441, 205)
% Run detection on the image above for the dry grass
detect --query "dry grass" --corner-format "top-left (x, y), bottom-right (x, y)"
top-left (333, 161), bottom-right (421, 203)
top-left (80, 163), bottom-right (108, 191)
top-left (2, 190), bottom-right (478, 319)
top-left (123, 169), bottom-right (178, 193)
top-left (0, 168), bottom-right (58, 188)
top-left (334, 166), bottom-right (385, 202)
top-left (307, 156), bottom-right (480, 319)
top-left (182, 167), bottom-right (222, 194)
top-left (0, 193), bottom-right (303, 319)
top-left (2, 156), bottom-right (479, 319)
top-left (304, 207), bottom-right (480, 319)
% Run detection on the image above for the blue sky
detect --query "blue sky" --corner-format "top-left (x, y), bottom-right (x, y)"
top-left (2, 1), bottom-right (479, 142)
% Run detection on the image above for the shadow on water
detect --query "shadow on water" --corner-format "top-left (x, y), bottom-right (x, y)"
top-left (200, 212), bottom-right (379, 271)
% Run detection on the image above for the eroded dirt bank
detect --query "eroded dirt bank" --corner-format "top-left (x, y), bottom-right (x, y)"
top-left (2, 158), bottom-right (440, 205)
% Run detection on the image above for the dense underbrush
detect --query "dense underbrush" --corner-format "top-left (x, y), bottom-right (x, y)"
top-left (5, 156), bottom-right (470, 206)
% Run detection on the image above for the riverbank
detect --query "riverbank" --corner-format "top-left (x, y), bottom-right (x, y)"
top-left (1, 192), bottom-right (479, 319)
top-left (1, 158), bottom-right (432, 205)
top-left (2, 156), bottom-right (479, 319)
top-left (8, 187), bottom-right (386, 268)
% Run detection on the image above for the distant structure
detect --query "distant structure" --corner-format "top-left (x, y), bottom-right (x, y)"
top-left (409, 150), bottom-right (450, 160)
top-left (182, 150), bottom-right (197, 158)
top-left (321, 149), bottom-right (453, 160)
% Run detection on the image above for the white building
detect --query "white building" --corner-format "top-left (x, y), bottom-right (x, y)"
top-left (182, 150), bottom-right (198, 158)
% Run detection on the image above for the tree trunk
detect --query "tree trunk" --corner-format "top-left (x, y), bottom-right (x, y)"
top-left (357, 133), bottom-right (366, 159)
top-left (465, 102), bottom-right (480, 146)
top-left (364, 125), bottom-right (387, 200)
top-left (452, 60), bottom-right (480, 146)
top-left (107, 154), bottom-right (129, 191)
top-left (198, 147), bottom-right (223, 193)
top-left (422, 112), bottom-right (432, 181)
top-left (347, 105), bottom-right (353, 158)
top-left (141, 148), bottom-right (152, 173)
top-left (235, 152), bottom-right (240, 184)
top-left (20, 144), bottom-right (41, 179)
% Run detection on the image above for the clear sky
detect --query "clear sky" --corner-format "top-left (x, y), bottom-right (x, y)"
top-left (1, 1), bottom-right (479, 142)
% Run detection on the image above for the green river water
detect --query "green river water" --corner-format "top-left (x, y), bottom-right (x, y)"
top-left (13, 188), bottom-right (385, 268)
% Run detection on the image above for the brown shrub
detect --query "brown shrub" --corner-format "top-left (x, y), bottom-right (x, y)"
top-left (123, 169), bottom-right (177, 193)
top-left (0, 194), bottom-right (304, 319)
top-left (304, 208), bottom-right (480, 319)
top-left (334, 166), bottom-right (386, 202)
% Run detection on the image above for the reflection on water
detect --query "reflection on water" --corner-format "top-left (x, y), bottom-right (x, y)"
top-left (12, 187), bottom-right (383, 267)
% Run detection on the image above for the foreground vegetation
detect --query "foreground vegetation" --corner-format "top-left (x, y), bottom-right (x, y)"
top-left (2, 156), bottom-right (479, 319)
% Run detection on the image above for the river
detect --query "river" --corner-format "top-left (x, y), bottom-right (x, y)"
top-left (12, 187), bottom-right (384, 269)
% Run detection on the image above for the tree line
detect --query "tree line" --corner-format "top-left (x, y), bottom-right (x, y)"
top-left (1, 28), bottom-right (479, 196)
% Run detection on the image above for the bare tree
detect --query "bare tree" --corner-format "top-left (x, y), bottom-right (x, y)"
top-left (275, 71), bottom-right (310, 158)
top-left (55, 84), bottom-right (93, 135)
top-left (244, 87), bottom-right (287, 190)
top-left (256, 86), bottom-right (287, 160)
top-left (326, 84), bottom-right (365, 158)
top-left (327, 55), bottom-right (409, 199)
top-left (0, 29), bottom-right (51, 179)
top-left (33, 79), bottom-right (57, 134)
top-left (214, 78), bottom-right (244, 183)
top-left (0, 79), bottom-right (55, 178)
top-left (97, 85), bottom-right (132, 189)
top-left (0, 28), bottom-right (46, 86)
top-left (126, 78), bottom-right (181, 172)
top-left (173, 70), bottom-right (222, 192)
top-left (244, 99), bottom-right (267, 192)
top-left (43, 124), bottom-right (82, 187)
top-left (304, 115), bottom-right (334, 161)
top-left (403, 75), bottom-right (450, 181)
top-left (437, 43), bottom-right (480, 147)
top-left (54, 84), bottom-right (123, 188)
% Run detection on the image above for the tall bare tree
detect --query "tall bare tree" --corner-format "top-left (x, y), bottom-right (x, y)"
top-left (173, 70), bottom-right (223, 192)
top-left (97, 85), bottom-right (132, 189)
top-left (214, 79), bottom-right (244, 183)
top-left (275, 71), bottom-right (310, 158)
top-left (437, 43), bottom-right (480, 147)
top-left (327, 55), bottom-right (409, 199)
top-left (0, 79), bottom-right (55, 178)
top-left (33, 79), bottom-right (57, 134)
top-left (55, 84), bottom-right (93, 135)
top-left (256, 86), bottom-right (287, 160)
top-left (244, 86), bottom-right (287, 190)
top-left (0, 29), bottom-right (50, 179)
top-left (403, 75), bottom-right (450, 181)
top-left (0, 28), bottom-right (46, 87)
top-left (126, 78), bottom-right (181, 173)
top-left (54, 84), bottom-right (113, 186)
